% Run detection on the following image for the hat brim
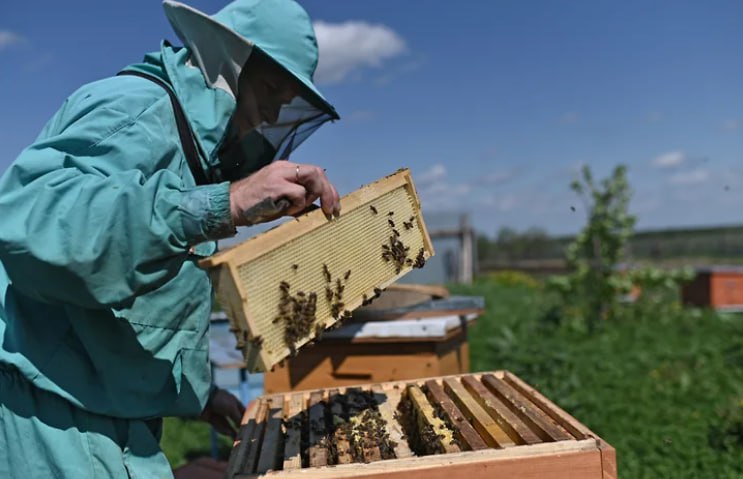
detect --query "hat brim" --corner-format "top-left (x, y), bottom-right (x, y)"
top-left (162, 0), bottom-right (339, 120)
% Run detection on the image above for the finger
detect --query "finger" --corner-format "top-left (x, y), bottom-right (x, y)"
top-left (281, 183), bottom-right (308, 216)
top-left (294, 165), bottom-right (331, 218)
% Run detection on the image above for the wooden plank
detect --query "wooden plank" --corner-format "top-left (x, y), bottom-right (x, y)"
top-left (461, 376), bottom-right (541, 446)
top-left (256, 395), bottom-right (285, 473)
top-left (234, 439), bottom-right (603, 479)
top-left (443, 378), bottom-right (515, 448)
top-left (308, 391), bottom-right (330, 467)
top-left (241, 401), bottom-right (269, 475)
top-left (500, 372), bottom-right (589, 440)
top-left (226, 400), bottom-right (261, 478)
top-left (407, 385), bottom-right (461, 454)
top-left (282, 394), bottom-right (305, 471)
top-left (346, 389), bottom-right (383, 463)
top-left (424, 380), bottom-right (488, 451)
top-left (370, 385), bottom-right (413, 459)
top-left (329, 389), bottom-right (354, 465)
top-left (480, 374), bottom-right (572, 442)
top-left (599, 440), bottom-right (618, 479)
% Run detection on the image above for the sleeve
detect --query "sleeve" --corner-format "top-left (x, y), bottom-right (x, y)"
top-left (0, 99), bottom-right (235, 309)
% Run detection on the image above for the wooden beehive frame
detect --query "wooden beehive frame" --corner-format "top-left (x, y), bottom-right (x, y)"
top-left (200, 169), bottom-right (434, 372)
top-left (227, 371), bottom-right (617, 479)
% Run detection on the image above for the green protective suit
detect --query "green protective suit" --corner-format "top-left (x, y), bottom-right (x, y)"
top-left (0, 1), bottom-right (335, 477)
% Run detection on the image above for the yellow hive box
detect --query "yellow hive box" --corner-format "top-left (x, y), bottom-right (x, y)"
top-left (200, 169), bottom-right (434, 372)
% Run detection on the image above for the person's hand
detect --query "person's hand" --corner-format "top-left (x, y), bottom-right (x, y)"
top-left (199, 387), bottom-right (246, 439)
top-left (229, 161), bottom-right (341, 226)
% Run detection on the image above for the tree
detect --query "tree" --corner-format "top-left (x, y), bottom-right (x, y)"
top-left (554, 164), bottom-right (636, 326)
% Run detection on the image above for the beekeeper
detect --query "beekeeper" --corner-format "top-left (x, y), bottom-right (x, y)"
top-left (0, 0), bottom-right (340, 477)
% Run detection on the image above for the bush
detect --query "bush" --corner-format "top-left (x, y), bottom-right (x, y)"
top-left (483, 270), bottom-right (540, 289)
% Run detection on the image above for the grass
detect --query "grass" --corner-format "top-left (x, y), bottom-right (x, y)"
top-left (162, 279), bottom-right (743, 477)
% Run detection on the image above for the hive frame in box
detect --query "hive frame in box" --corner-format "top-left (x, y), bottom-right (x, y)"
top-left (200, 169), bottom-right (434, 372)
top-left (227, 371), bottom-right (617, 479)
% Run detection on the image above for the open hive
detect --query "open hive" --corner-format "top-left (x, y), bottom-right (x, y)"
top-left (227, 371), bottom-right (617, 479)
top-left (200, 169), bottom-right (434, 372)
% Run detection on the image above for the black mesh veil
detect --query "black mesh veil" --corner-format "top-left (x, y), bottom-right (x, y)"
top-left (214, 47), bottom-right (338, 182)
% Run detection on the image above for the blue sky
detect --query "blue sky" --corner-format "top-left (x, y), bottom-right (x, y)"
top-left (1, 1), bottom-right (742, 236)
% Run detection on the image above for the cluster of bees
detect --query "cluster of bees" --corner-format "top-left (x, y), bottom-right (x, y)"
top-left (323, 391), bottom-right (396, 463)
top-left (324, 264), bottom-right (352, 321)
top-left (396, 389), bottom-right (447, 455)
top-left (273, 280), bottom-right (318, 354)
top-left (263, 203), bottom-right (428, 356)
top-left (376, 207), bottom-right (426, 274)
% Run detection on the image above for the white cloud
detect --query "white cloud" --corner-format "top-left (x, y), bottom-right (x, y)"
top-left (668, 168), bottom-right (710, 185)
top-left (559, 111), bottom-right (579, 124)
top-left (313, 20), bottom-right (407, 84)
top-left (416, 164), bottom-right (447, 186)
top-left (0, 30), bottom-right (24, 51)
top-left (651, 151), bottom-right (686, 169)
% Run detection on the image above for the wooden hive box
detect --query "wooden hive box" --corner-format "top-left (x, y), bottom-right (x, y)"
top-left (227, 371), bottom-right (617, 479)
top-left (681, 266), bottom-right (743, 311)
top-left (263, 295), bottom-right (485, 394)
top-left (200, 170), bottom-right (434, 372)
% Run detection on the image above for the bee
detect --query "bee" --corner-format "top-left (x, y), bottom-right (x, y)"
top-left (403, 221), bottom-right (413, 230)
top-left (251, 335), bottom-right (264, 347)
top-left (325, 286), bottom-right (334, 302)
top-left (370, 205), bottom-right (378, 214)
top-left (291, 263), bottom-right (299, 271)
top-left (388, 211), bottom-right (394, 216)
top-left (388, 219), bottom-right (395, 228)
top-left (343, 270), bottom-right (351, 281)
top-left (279, 281), bottom-right (290, 292)
top-left (322, 263), bottom-right (331, 283)
top-left (373, 287), bottom-right (383, 298)
top-left (392, 229), bottom-right (400, 237)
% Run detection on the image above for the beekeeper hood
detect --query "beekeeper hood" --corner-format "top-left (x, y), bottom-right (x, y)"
top-left (163, 0), bottom-right (339, 182)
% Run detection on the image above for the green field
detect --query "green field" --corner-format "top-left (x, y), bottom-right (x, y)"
top-left (163, 279), bottom-right (743, 477)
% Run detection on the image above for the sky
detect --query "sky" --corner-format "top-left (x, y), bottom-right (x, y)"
top-left (1, 1), bottom-right (742, 237)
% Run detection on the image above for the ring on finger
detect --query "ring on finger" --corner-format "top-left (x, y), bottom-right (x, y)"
top-left (295, 165), bottom-right (300, 182)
